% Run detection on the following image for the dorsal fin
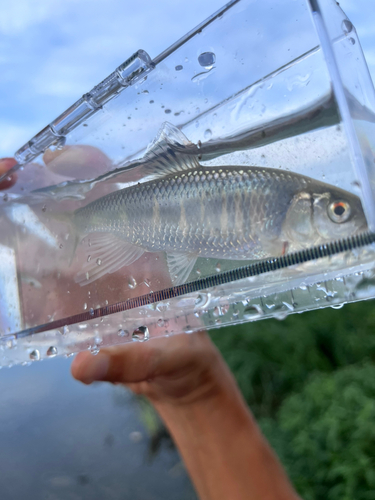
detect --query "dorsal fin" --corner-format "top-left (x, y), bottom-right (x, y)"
top-left (141, 122), bottom-right (200, 180)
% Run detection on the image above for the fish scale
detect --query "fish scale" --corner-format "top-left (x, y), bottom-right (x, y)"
top-left (75, 167), bottom-right (308, 259)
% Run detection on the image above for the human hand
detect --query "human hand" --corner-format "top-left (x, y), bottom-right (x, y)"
top-left (0, 158), bottom-right (17, 189)
top-left (71, 330), bottom-right (230, 406)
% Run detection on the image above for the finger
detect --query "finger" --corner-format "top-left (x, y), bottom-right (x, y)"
top-left (71, 338), bottom-right (163, 385)
top-left (71, 331), bottom-right (213, 385)
top-left (43, 145), bottom-right (111, 179)
top-left (0, 158), bottom-right (17, 189)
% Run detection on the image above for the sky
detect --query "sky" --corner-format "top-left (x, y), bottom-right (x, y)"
top-left (0, 0), bottom-right (374, 159)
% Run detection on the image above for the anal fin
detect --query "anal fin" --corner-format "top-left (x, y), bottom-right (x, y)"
top-left (167, 253), bottom-right (198, 286)
top-left (75, 233), bottom-right (144, 286)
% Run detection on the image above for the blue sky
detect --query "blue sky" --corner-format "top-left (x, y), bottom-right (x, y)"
top-left (0, 0), bottom-right (374, 158)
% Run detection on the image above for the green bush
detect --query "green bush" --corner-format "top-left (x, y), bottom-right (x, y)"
top-left (262, 363), bottom-right (375, 500)
top-left (210, 301), bottom-right (375, 418)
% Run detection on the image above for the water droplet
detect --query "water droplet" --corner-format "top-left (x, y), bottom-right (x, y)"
top-left (5, 337), bottom-right (16, 349)
top-left (164, 109), bottom-right (172, 114)
top-left (282, 301), bottom-right (295, 312)
top-left (220, 304), bottom-right (230, 315)
top-left (128, 276), bottom-right (137, 289)
top-left (342, 19), bottom-right (353, 34)
top-left (59, 243), bottom-right (63, 249)
top-left (87, 255), bottom-right (91, 262)
top-left (204, 129), bottom-right (212, 139)
top-left (132, 326), bottom-right (149, 342)
top-left (196, 269), bottom-right (201, 276)
top-left (63, 325), bottom-right (69, 335)
top-left (141, 89), bottom-right (149, 94)
top-left (156, 302), bottom-right (169, 312)
top-left (83, 303), bottom-right (88, 310)
top-left (157, 318), bottom-right (165, 327)
top-left (90, 347), bottom-right (100, 355)
top-left (274, 310), bottom-right (288, 321)
top-left (96, 258), bottom-right (102, 266)
top-left (29, 350), bottom-right (40, 361)
top-left (149, 100), bottom-right (154, 104)
top-left (175, 65), bottom-right (183, 71)
top-left (198, 51), bottom-right (216, 69)
top-left (349, 37), bottom-right (355, 45)
top-left (118, 329), bottom-right (129, 337)
top-left (215, 262), bottom-right (221, 272)
top-left (243, 304), bottom-right (263, 320)
top-left (47, 346), bottom-right (58, 357)
top-left (232, 309), bottom-right (240, 318)
top-left (331, 303), bottom-right (344, 310)
top-left (195, 293), bottom-right (211, 309)
top-left (42, 205), bottom-right (47, 212)
top-left (3, 194), bottom-right (8, 202)
top-left (89, 308), bottom-right (95, 317)
top-left (213, 306), bottom-right (222, 317)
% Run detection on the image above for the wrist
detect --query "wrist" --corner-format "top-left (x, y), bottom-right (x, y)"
top-left (151, 350), bottom-right (299, 500)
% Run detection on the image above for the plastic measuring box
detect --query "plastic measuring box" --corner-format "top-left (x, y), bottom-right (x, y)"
top-left (0, 0), bottom-right (375, 366)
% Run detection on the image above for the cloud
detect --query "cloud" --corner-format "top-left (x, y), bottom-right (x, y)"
top-left (0, 122), bottom-right (37, 157)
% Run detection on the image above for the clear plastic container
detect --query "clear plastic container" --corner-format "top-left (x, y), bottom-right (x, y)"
top-left (1, 0), bottom-right (375, 366)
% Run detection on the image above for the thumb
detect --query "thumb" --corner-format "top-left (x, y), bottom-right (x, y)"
top-left (71, 339), bottom-right (164, 385)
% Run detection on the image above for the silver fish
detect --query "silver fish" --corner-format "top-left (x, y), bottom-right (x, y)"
top-left (69, 123), bottom-right (367, 286)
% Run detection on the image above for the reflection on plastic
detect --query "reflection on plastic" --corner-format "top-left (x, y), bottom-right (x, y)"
top-left (0, 244), bottom-right (21, 334)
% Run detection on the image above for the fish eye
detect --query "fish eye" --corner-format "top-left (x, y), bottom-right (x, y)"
top-left (328, 200), bottom-right (351, 223)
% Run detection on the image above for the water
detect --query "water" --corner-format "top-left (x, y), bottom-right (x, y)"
top-left (1, 42), bottom-right (374, 365)
top-left (1, 117), bottom-right (374, 365)
top-left (0, 358), bottom-right (197, 499)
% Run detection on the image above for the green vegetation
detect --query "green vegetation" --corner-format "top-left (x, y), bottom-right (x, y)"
top-left (210, 300), bottom-right (375, 500)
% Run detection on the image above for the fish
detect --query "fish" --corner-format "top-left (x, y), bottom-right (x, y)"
top-left (63, 123), bottom-right (368, 286)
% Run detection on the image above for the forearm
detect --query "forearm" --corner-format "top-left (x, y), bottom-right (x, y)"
top-left (153, 360), bottom-right (301, 500)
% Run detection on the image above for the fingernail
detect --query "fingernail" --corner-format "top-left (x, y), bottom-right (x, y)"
top-left (83, 353), bottom-right (110, 384)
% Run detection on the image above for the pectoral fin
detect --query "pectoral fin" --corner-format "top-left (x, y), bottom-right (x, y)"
top-left (166, 252), bottom-right (198, 286)
top-left (75, 233), bottom-right (144, 286)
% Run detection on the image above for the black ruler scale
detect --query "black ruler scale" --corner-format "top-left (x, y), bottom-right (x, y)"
top-left (9, 231), bottom-right (375, 340)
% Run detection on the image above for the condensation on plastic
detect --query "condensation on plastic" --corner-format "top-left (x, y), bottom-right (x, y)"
top-left (1, 0), bottom-right (375, 366)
